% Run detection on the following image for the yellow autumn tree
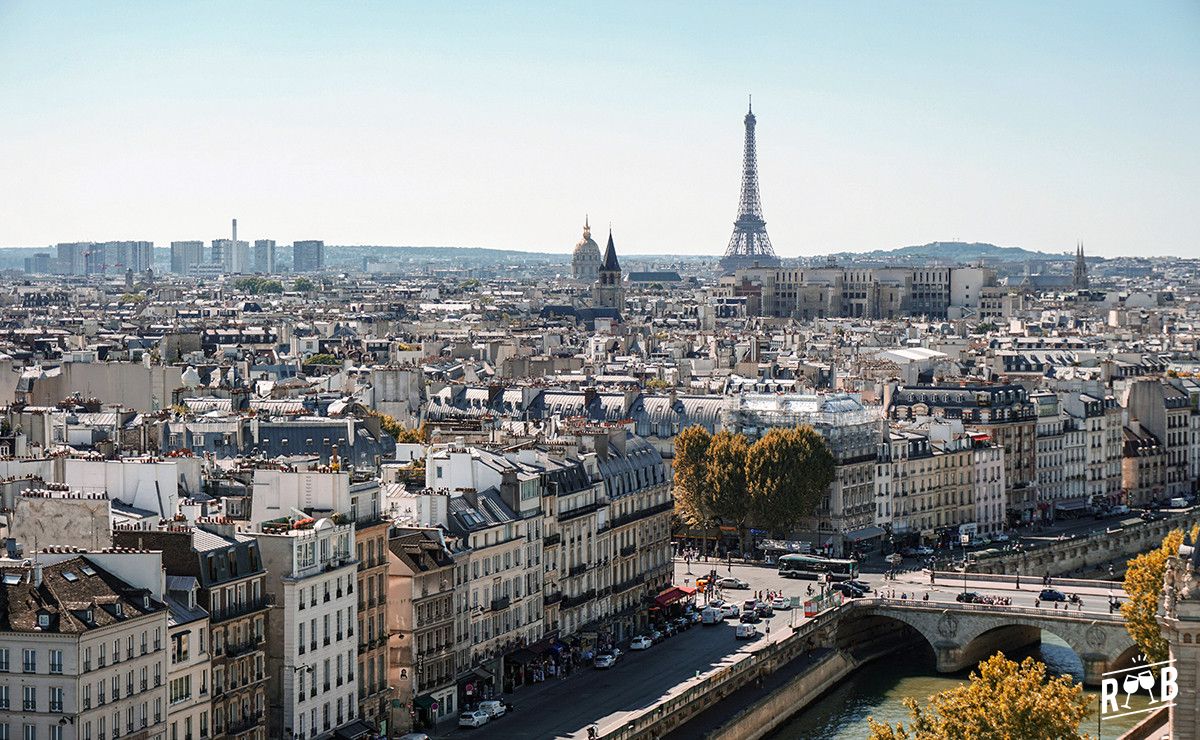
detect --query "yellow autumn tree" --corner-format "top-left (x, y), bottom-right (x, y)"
top-left (867, 653), bottom-right (1091, 740)
top-left (1121, 524), bottom-right (1198, 665)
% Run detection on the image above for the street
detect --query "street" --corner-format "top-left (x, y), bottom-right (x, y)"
top-left (434, 558), bottom-right (1126, 738)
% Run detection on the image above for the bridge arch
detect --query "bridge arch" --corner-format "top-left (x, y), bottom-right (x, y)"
top-left (846, 601), bottom-right (1136, 686)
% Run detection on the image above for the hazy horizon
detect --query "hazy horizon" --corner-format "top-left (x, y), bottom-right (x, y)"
top-left (2, 2), bottom-right (1197, 258)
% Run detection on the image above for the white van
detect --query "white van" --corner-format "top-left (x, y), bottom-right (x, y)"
top-left (1169, 497), bottom-right (1190, 509)
top-left (701, 607), bottom-right (722, 625)
top-left (478, 700), bottom-right (506, 718)
top-left (735, 623), bottom-right (759, 639)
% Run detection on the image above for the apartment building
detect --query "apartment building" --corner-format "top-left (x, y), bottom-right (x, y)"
top-left (1126, 378), bottom-right (1193, 499)
top-left (876, 422), bottom-right (976, 547)
top-left (0, 553), bottom-right (170, 740)
top-left (114, 521), bottom-right (269, 740)
top-left (890, 383), bottom-right (1036, 526)
top-left (1032, 391), bottom-right (1088, 519)
top-left (249, 466), bottom-right (389, 733)
top-left (1061, 391), bottom-right (1124, 509)
top-left (724, 393), bottom-right (882, 556)
top-left (254, 517), bottom-right (360, 740)
top-left (386, 528), bottom-right (457, 733)
top-left (164, 579), bottom-right (211, 740)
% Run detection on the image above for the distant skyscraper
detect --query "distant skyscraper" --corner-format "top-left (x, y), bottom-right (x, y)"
top-left (292, 240), bottom-right (325, 272)
top-left (1072, 242), bottom-right (1089, 290)
top-left (254, 239), bottom-right (277, 273)
top-left (719, 98), bottom-right (781, 274)
top-left (55, 242), bottom-right (92, 275)
top-left (171, 240), bottom-right (205, 274)
top-left (592, 229), bottom-right (624, 309)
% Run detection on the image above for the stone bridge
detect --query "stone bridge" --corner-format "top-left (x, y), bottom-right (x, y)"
top-left (837, 598), bottom-right (1138, 686)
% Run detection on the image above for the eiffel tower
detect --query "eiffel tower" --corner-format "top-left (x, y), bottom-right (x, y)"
top-left (719, 97), bottom-right (781, 274)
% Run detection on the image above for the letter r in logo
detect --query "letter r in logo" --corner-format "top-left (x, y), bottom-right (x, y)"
top-left (1101, 678), bottom-right (1120, 715)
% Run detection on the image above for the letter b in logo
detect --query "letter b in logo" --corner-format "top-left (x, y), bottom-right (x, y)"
top-left (1160, 667), bottom-right (1178, 703)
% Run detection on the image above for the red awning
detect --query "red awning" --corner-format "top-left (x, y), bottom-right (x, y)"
top-left (654, 585), bottom-right (697, 607)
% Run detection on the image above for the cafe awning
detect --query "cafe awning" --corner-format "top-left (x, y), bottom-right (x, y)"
top-left (654, 585), bottom-right (697, 607)
top-left (846, 525), bottom-right (885, 541)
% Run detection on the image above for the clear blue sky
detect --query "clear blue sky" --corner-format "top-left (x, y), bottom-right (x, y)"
top-left (1, 1), bottom-right (1197, 257)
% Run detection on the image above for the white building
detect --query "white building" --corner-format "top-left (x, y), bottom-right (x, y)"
top-left (255, 517), bottom-right (358, 740)
top-left (0, 552), bottom-right (170, 740)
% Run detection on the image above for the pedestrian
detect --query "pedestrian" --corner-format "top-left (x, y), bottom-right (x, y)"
top-left (766, 624), bottom-right (771, 637)
top-left (1015, 575), bottom-right (1020, 589)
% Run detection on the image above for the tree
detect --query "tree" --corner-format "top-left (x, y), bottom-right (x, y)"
top-left (293, 277), bottom-right (315, 292)
top-left (672, 426), bottom-right (714, 541)
top-left (705, 431), bottom-right (750, 551)
top-left (302, 353), bottom-right (340, 367)
top-left (867, 653), bottom-right (1091, 740)
top-left (1122, 524), bottom-right (1198, 665)
top-left (745, 426), bottom-right (835, 538)
top-left (371, 411), bottom-right (426, 444)
top-left (233, 277), bottom-right (284, 295)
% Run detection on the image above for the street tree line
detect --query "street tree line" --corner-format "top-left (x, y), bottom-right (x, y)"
top-left (672, 424), bottom-right (836, 550)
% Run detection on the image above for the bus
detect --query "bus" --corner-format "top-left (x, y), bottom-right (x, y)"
top-left (777, 554), bottom-right (859, 581)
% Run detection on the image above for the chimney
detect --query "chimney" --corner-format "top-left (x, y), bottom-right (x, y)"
top-left (232, 218), bottom-right (238, 243)
top-left (32, 562), bottom-right (43, 587)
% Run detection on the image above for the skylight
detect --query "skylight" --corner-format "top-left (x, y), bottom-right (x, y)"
top-left (2, 573), bottom-right (21, 585)
top-left (80, 565), bottom-right (97, 576)
top-left (62, 571), bottom-right (79, 582)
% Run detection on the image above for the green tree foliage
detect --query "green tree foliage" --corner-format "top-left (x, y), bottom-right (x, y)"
top-left (293, 277), bottom-right (315, 292)
top-left (233, 277), bottom-right (284, 295)
top-left (118, 292), bottom-right (146, 303)
top-left (1122, 524), bottom-right (1198, 665)
top-left (745, 426), bottom-right (835, 537)
top-left (302, 353), bottom-right (340, 367)
top-left (706, 431), bottom-right (750, 549)
top-left (672, 426), bottom-right (713, 528)
top-left (867, 653), bottom-right (1091, 740)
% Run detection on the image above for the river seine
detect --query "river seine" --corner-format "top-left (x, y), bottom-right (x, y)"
top-left (769, 632), bottom-right (1153, 739)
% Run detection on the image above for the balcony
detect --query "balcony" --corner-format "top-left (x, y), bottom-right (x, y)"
top-left (224, 711), bottom-right (263, 736)
top-left (543, 591), bottom-right (563, 606)
top-left (224, 635), bottom-right (263, 659)
top-left (490, 595), bottom-right (510, 612)
top-left (543, 532), bottom-right (561, 546)
top-left (210, 597), bottom-right (272, 624)
top-left (619, 544), bottom-right (637, 558)
top-left (611, 501), bottom-right (673, 529)
top-left (568, 563), bottom-right (589, 578)
top-left (558, 501), bottom-right (603, 523)
top-left (613, 574), bottom-right (645, 593)
top-left (561, 589), bottom-right (596, 610)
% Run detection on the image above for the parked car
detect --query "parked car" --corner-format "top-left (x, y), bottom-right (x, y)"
top-left (742, 599), bottom-right (759, 612)
top-left (771, 596), bottom-right (789, 610)
top-left (661, 621), bottom-right (677, 637)
top-left (459, 710), bottom-right (490, 728)
top-left (594, 654), bottom-right (616, 669)
top-left (755, 603), bottom-right (774, 618)
top-left (399, 735), bottom-right (431, 740)
top-left (735, 623), bottom-right (760, 639)
top-left (630, 635), bottom-right (652, 650)
top-left (718, 577), bottom-right (750, 589)
top-left (688, 610), bottom-right (704, 624)
top-left (700, 608), bottom-right (722, 625)
top-left (674, 616), bottom-right (692, 631)
top-left (993, 533), bottom-right (1010, 542)
top-left (846, 579), bottom-right (872, 593)
top-left (739, 610), bottom-right (761, 623)
top-left (915, 546), bottom-right (934, 556)
top-left (1040, 588), bottom-right (1068, 602)
top-left (478, 700), bottom-right (507, 718)
top-left (722, 604), bottom-right (741, 618)
top-left (956, 591), bottom-right (982, 603)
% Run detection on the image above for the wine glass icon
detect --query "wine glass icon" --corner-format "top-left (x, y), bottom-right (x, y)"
top-left (1122, 672), bottom-right (1142, 708)
top-left (1138, 670), bottom-right (1157, 703)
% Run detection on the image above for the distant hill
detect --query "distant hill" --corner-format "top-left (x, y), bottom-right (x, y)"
top-left (828, 241), bottom-right (1068, 263)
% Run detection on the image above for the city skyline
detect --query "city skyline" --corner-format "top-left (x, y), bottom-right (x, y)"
top-left (1, 2), bottom-right (1197, 258)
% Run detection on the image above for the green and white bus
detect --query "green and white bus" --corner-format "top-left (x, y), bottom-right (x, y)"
top-left (777, 554), bottom-right (859, 581)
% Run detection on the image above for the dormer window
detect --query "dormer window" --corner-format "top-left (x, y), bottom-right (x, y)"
top-left (114, 603), bottom-right (123, 618)
top-left (37, 613), bottom-right (50, 628)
